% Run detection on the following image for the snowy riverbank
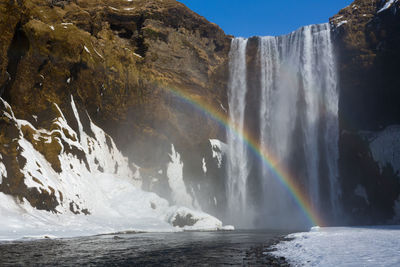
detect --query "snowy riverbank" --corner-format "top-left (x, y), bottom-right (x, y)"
top-left (270, 226), bottom-right (400, 266)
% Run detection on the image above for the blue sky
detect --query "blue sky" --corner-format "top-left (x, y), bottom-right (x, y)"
top-left (178, 0), bottom-right (354, 37)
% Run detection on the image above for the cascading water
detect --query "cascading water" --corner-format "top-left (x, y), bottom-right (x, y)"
top-left (226, 23), bottom-right (341, 228)
top-left (226, 38), bottom-right (253, 227)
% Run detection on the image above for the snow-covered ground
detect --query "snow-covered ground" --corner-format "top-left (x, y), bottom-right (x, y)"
top-left (0, 97), bottom-right (232, 241)
top-left (270, 226), bottom-right (400, 266)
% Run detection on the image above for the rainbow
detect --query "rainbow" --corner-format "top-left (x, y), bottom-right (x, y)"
top-left (158, 82), bottom-right (324, 227)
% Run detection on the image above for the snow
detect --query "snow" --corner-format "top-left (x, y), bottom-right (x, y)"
top-left (270, 226), bottom-right (400, 266)
top-left (336, 20), bottom-right (348, 27)
top-left (378, 0), bottom-right (397, 13)
top-left (0, 154), bottom-right (6, 183)
top-left (84, 45), bottom-right (90, 54)
top-left (332, 15), bottom-right (347, 28)
top-left (368, 125), bottom-right (400, 174)
top-left (0, 97), bottom-right (227, 240)
top-left (166, 207), bottom-right (233, 231)
top-left (223, 225), bottom-right (235, 231)
top-left (167, 144), bottom-right (194, 208)
top-left (220, 103), bottom-right (227, 113)
top-left (93, 47), bottom-right (104, 59)
top-left (209, 139), bottom-right (226, 168)
top-left (0, 187), bottom-right (175, 241)
top-left (202, 157), bottom-right (207, 174)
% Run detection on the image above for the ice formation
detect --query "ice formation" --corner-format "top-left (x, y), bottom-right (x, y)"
top-left (0, 97), bottom-right (229, 240)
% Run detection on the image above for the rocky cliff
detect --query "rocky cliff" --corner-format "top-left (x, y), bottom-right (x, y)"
top-left (331, 0), bottom-right (400, 224)
top-left (0, 0), bottom-right (230, 166)
top-left (0, 0), bottom-right (231, 213)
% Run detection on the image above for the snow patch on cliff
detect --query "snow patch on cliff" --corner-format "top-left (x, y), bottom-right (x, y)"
top-left (336, 20), bottom-right (348, 27)
top-left (202, 157), bottom-right (207, 174)
top-left (167, 144), bottom-right (195, 209)
top-left (368, 125), bottom-right (400, 175)
top-left (378, 0), bottom-right (398, 13)
top-left (0, 154), bottom-right (6, 183)
top-left (209, 139), bottom-right (226, 168)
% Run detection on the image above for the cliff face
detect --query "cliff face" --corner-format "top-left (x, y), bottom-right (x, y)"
top-left (0, 0), bottom-right (230, 169)
top-left (0, 0), bottom-right (231, 213)
top-left (331, 0), bottom-right (400, 224)
top-left (331, 0), bottom-right (400, 131)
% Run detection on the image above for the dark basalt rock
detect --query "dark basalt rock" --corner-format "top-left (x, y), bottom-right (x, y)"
top-left (331, 0), bottom-right (400, 132)
top-left (331, 0), bottom-right (400, 225)
top-left (339, 131), bottom-right (400, 224)
top-left (172, 213), bottom-right (198, 228)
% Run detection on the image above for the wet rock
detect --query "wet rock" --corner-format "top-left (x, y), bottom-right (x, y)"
top-left (171, 213), bottom-right (198, 228)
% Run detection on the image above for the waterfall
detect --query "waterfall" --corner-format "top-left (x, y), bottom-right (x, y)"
top-left (226, 24), bottom-right (340, 228)
top-left (226, 38), bottom-right (252, 226)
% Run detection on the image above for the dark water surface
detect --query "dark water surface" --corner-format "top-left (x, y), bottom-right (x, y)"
top-left (0, 230), bottom-right (291, 266)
